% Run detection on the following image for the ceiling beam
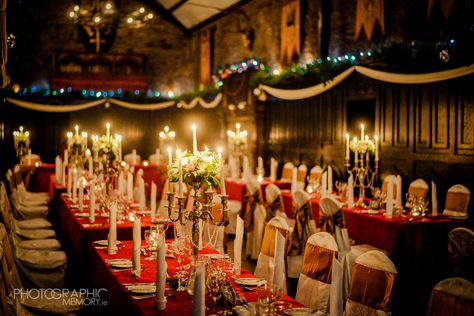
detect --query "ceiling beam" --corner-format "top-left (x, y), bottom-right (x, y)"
top-left (188, 0), bottom-right (251, 33)
top-left (169, 0), bottom-right (188, 12)
top-left (138, 0), bottom-right (191, 36)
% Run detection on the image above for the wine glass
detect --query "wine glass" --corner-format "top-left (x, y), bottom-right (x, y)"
top-left (171, 239), bottom-right (186, 291)
top-left (144, 230), bottom-right (157, 260)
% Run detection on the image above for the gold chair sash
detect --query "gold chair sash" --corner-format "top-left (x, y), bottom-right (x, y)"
top-left (319, 209), bottom-right (345, 235)
top-left (297, 170), bottom-right (307, 182)
top-left (264, 195), bottom-right (285, 224)
top-left (427, 288), bottom-right (474, 316)
top-left (261, 224), bottom-right (291, 257)
top-left (301, 243), bottom-right (336, 284)
top-left (243, 189), bottom-right (263, 231)
top-left (281, 168), bottom-right (293, 180)
top-left (349, 263), bottom-right (396, 312)
top-left (408, 187), bottom-right (428, 199)
top-left (289, 202), bottom-right (313, 256)
top-left (445, 192), bottom-right (470, 213)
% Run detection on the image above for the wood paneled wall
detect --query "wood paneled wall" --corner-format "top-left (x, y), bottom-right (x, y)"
top-left (259, 73), bottom-right (474, 215)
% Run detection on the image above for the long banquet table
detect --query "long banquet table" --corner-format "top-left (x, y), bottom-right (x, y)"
top-left (281, 191), bottom-right (473, 315)
top-left (57, 195), bottom-right (165, 287)
top-left (87, 240), bottom-right (303, 315)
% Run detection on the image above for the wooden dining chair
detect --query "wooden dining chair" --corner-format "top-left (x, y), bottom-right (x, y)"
top-left (295, 232), bottom-right (343, 315)
top-left (443, 184), bottom-right (471, 218)
top-left (427, 277), bottom-right (474, 316)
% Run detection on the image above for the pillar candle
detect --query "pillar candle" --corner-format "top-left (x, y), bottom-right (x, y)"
top-left (191, 124), bottom-right (198, 154)
top-left (345, 133), bottom-right (350, 159)
top-left (374, 135), bottom-right (379, 161)
top-left (177, 150), bottom-right (183, 197)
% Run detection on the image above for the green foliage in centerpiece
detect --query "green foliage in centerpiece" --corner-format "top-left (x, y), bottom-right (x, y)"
top-left (350, 138), bottom-right (375, 154)
top-left (168, 151), bottom-right (221, 189)
top-left (94, 135), bottom-right (119, 170)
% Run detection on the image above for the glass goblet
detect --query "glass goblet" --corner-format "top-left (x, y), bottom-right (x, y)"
top-left (144, 230), bottom-right (157, 260)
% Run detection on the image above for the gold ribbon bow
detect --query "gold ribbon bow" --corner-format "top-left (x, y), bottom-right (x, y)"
top-left (319, 209), bottom-right (345, 235)
top-left (289, 202), bottom-right (313, 256)
top-left (243, 189), bottom-right (263, 231)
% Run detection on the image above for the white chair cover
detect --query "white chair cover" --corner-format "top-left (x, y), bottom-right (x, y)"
top-left (309, 165), bottom-right (323, 182)
top-left (244, 179), bottom-right (266, 260)
top-left (295, 232), bottom-right (343, 315)
top-left (443, 184), bottom-right (471, 218)
top-left (427, 277), bottom-right (474, 316)
top-left (224, 200), bottom-right (242, 234)
top-left (281, 162), bottom-right (294, 182)
top-left (124, 152), bottom-right (142, 165)
top-left (408, 178), bottom-right (429, 199)
top-left (448, 227), bottom-right (474, 281)
top-left (344, 250), bottom-right (397, 316)
top-left (265, 184), bottom-right (288, 221)
top-left (287, 190), bottom-right (318, 278)
top-left (254, 216), bottom-right (290, 294)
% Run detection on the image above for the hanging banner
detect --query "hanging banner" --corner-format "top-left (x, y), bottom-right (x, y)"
top-left (355, 0), bottom-right (385, 41)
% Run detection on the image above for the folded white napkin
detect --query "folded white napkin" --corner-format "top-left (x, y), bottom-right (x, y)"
top-left (151, 181), bottom-right (157, 218)
top-left (347, 175), bottom-right (354, 209)
top-left (242, 156), bottom-right (251, 182)
top-left (328, 166), bottom-right (333, 194)
top-left (55, 156), bottom-right (62, 183)
top-left (192, 264), bottom-right (206, 316)
top-left (78, 180), bottom-right (84, 211)
top-left (396, 175), bottom-right (402, 208)
top-left (234, 216), bottom-right (244, 275)
top-left (257, 156), bottom-right (264, 175)
top-left (386, 180), bottom-right (394, 218)
top-left (273, 231), bottom-right (286, 293)
top-left (156, 235), bottom-right (167, 310)
top-left (89, 180), bottom-right (95, 223)
top-left (138, 176), bottom-right (146, 211)
top-left (432, 181), bottom-right (438, 216)
top-left (321, 172), bottom-right (327, 197)
top-left (132, 215), bottom-right (141, 278)
top-left (127, 172), bottom-right (133, 200)
top-left (64, 149), bottom-right (69, 166)
top-left (108, 203), bottom-right (118, 254)
top-left (270, 157), bottom-right (277, 181)
top-left (132, 149), bottom-right (137, 165)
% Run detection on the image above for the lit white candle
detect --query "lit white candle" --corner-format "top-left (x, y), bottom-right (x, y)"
top-left (167, 147), bottom-right (172, 192)
top-left (360, 124), bottom-right (364, 140)
top-left (191, 124), bottom-right (198, 154)
top-left (345, 133), bottom-right (350, 159)
top-left (177, 149), bottom-right (183, 197)
top-left (86, 149), bottom-right (93, 178)
top-left (106, 122), bottom-right (110, 140)
top-left (374, 135), bottom-right (379, 161)
top-left (75, 125), bottom-right (79, 137)
top-left (236, 123), bottom-right (240, 135)
top-left (354, 138), bottom-right (359, 164)
top-left (218, 147), bottom-right (226, 195)
top-left (116, 134), bottom-right (122, 161)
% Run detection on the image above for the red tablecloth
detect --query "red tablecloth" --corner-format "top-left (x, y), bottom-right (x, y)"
top-left (57, 196), bottom-right (168, 287)
top-left (21, 163), bottom-right (55, 192)
top-left (280, 191), bottom-right (473, 315)
top-left (88, 240), bottom-right (302, 315)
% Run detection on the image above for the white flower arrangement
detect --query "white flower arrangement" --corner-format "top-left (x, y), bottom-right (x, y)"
top-left (168, 150), bottom-right (221, 189)
top-left (350, 138), bottom-right (375, 154)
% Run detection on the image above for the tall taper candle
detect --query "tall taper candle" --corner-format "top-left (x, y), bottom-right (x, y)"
top-left (374, 135), bottom-right (379, 161)
top-left (177, 150), bottom-right (182, 197)
top-left (360, 124), bottom-right (364, 140)
top-left (218, 147), bottom-right (226, 195)
top-left (106, 122), bottom-right (110, 140)
top-left (191, 124), bottom-right (198, 154)
top-left (345, 133), bottom-right (350, 159)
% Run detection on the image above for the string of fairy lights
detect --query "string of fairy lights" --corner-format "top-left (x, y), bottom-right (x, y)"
top-left (6, 38), bottom-right (462, 101)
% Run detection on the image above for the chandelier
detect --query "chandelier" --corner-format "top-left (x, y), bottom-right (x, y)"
top-left (68, 1), bottom-right (154, 52)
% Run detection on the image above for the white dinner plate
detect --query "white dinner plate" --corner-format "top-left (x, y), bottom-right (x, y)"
top-left (69, 204), bottom-right (79, 209)
top-left (449, 215), bottom-right (468, 220)
top-left (75, 212), bottom-right (90, 218)
top-left (366, 210), bottom-right (379, 215)
top-left (130, 203), bottom-right (141, 208)
top-left (127, 284), bottom-right (156, 294)
top-left (204, 253), bottom-right (229, 260)
top-left (109, 260), bottom-right (133, 269)
top-left (94, 240), bottom-right (121, 247)
top-left (234, 278), bottom-right (266, 286)
top-left (284, 307), bottom-right (319, 315)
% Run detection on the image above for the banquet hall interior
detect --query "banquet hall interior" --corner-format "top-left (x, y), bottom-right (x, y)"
top-left (0, 0), bottom-right (473, 315)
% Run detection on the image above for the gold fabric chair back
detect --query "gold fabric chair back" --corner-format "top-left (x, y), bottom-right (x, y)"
top-left (448, 227), bottom-right (474, 281)
top-left (408, 178), bottom-right (429, 199)
top-left (427, 278), bottom-right (474, 316)
top-left (345, 250), bottom-right (397, 315)
top-left (281, 162), bottom-right (294, 181)
top-left (444, 184), bottom-right (471, 216)
top-left (309, 165), bottom-right (323, 183)
top-left (260, 217), bottom-right (291, 257)
top-left (297, 164), bottom-right (307, 183)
